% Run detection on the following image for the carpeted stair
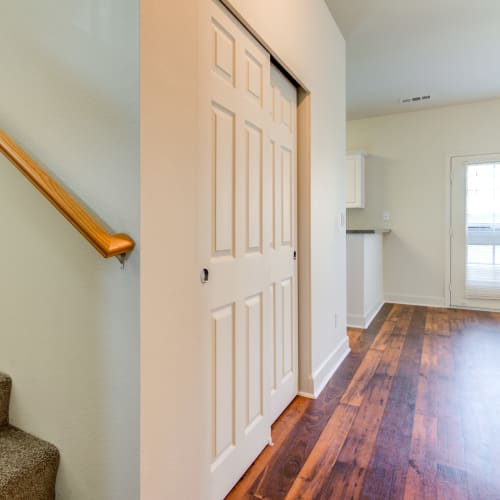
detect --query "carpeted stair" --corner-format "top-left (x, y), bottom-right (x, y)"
top-left (0, 373), bottom-right (59, 500)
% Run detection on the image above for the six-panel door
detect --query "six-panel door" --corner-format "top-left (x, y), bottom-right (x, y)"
top-left (200, 2), bottom-right (298, 498)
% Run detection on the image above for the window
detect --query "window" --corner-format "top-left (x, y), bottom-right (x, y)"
top-left (466, 162), bottom-right (500, 298)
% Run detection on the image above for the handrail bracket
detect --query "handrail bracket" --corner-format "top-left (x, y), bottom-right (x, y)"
top-left (116, 253), bottom-right (127, 269)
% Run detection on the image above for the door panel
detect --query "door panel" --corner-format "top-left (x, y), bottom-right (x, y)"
top-left (203, 4), bottom-right (271, 498)
top-left (281, 146), bottom-right (293, 245)
top-left (213, 104), bottom-right (235, 257)
top-left (245, 51), bottom-right (264, 105)
top-left (212, 304), bottom-right (235, 463)
top-left (244, 293), bottom-right (263, 430)
top-left (201, 2), bottom-right (297, 498)
top-left (245, 123), bottom-right (263, 253)
top-left (268, 65), bottom-right (298, 424)
top-left (281, 278), bottom-right (293, 379)
top-left (213, 19), bottom-right (235, 85)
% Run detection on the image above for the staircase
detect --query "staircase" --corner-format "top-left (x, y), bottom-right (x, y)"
top-left (0, 373), bottom-right (59, 500)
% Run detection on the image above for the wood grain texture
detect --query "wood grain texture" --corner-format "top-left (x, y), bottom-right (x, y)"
top-left (360, 306), bottom-right (423, 499)
top-left (226, 397), bottom-right (310, 500)
top-left (404, 413), bottom-right (438, 499)
top-left (284, 403), bottom-right (357, 500)
top-left (227, 304), bottom-right (500, 500)
top-left (320, 372), bottom-right (396, 499)
top-left (0, 129), bottom-right (134, 258)
top-left (340, 348), bottom-right (383, 407)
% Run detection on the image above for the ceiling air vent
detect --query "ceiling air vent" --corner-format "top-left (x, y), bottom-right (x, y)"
top-left (400, 95), bottom-right (431, 104)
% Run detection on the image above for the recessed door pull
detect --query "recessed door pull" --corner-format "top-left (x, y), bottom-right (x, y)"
top-left (200, 268), bottom-right (210, 284)
top-left (293, 250), bottom-right (297, 260)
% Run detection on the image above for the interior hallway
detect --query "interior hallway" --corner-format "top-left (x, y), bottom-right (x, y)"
top-left (227, 303), bottom-right (500, 499)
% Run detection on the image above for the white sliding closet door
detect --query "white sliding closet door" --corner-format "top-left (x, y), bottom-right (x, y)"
top-left (268, 65), bottom-right (298, 424)
top-left (199, 1), bottom-right (298, 498)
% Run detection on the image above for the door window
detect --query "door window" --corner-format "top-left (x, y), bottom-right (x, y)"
top-left (465, 162), bottom-right (500, 298)
top-left (450, 154), bottom-right (500, 309)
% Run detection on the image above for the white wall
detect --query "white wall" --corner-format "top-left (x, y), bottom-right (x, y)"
top-left (0, 1), bottom-right (139, 499)
top-left (141, 1), bottom-right (203, 499)
top-left (141, 0), bottom-right (346, 498)
top-left (363, 234), bottom-right (384, 318)
top-left (346, 235), bottom-right (365, 323)
top-left (346, 234), bottom-right (383, 328)
top-left (347, 98), bottom-right (500, 306)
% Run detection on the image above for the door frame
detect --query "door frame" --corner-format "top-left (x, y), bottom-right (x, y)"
top-left (444, 152), bottom-right (500, 309)
top-left (218, 0), bottom-right (314, 398)
top-left (444, 153), bottom-right (460, 308)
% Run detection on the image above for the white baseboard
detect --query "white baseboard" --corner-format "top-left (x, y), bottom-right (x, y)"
top-left (384, 293), bottom-right (446, 308)
top-left (346, 313), bottom-right (365, 329)
top-left (304, 337), bottom-right (350, 399)
top-left (297, 390), bottom-right (315, 399)
top-left (347, 301), bottom-right (383, 329)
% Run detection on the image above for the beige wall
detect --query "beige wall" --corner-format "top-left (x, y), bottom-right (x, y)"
top-left (347, 98), bottom-right (500, 306)
top-left (0, 1), bottom-right (139, 499)
top-left (141, 0), bottom-right (202, 498)
top-left (141, 0), bottom-right (346, 498)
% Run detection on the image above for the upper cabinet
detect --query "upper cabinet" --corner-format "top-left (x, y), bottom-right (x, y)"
top-left (346, 151), bottom-right (366, 208)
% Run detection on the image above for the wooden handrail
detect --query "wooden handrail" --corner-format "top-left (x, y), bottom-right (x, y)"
top-left (0, 129), bottom-right (135, 259)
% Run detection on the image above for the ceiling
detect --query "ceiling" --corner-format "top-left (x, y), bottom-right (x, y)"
top-left (325, 0), bottom-right (500, 120)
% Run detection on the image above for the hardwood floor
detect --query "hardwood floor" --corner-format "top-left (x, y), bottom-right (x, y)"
top-left (227, 304), bottom-right (500, 499)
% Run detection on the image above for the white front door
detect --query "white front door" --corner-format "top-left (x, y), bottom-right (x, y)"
top-left (199, 2), bottom-right (298, 499)
top-left (450, 154), bottom-right (500, 310)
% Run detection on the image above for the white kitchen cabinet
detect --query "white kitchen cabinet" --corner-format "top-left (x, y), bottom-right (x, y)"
top-left (346, 151), bottom-right (366, 208)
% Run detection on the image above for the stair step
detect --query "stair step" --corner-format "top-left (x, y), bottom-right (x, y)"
top-left (0, 426), bottom-right (59, 500)
top-left (0, 373), bottom-right (11, 427)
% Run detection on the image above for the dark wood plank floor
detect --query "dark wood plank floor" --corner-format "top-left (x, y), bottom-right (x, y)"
top-left (227, 304), bottom-right (500, 499)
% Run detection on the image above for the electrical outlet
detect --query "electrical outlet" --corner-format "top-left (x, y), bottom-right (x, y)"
top-left (383, 210), bottom-right (391, 221)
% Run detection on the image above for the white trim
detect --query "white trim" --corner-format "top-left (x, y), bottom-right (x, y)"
top-left (384, 293), bottom-right (446, 308)
top-left (297, 390), bottom-right (315, 399)
top-left (296, 90), bottom-right (313, 404)
top-left (347, 301), bottom-right (383, 329)
top-left (450, 303), bottom-right (500, 313)
top-left (444, 154), bottom-right (453, 307)
top-left (365, 301), bottom-right (384, 327)
top-left (307, 337), bottom-right (350, 399)
top-left (346, 313), bottom-right (367, 329)
top-left (447, 152), bottom-right (500, 309)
